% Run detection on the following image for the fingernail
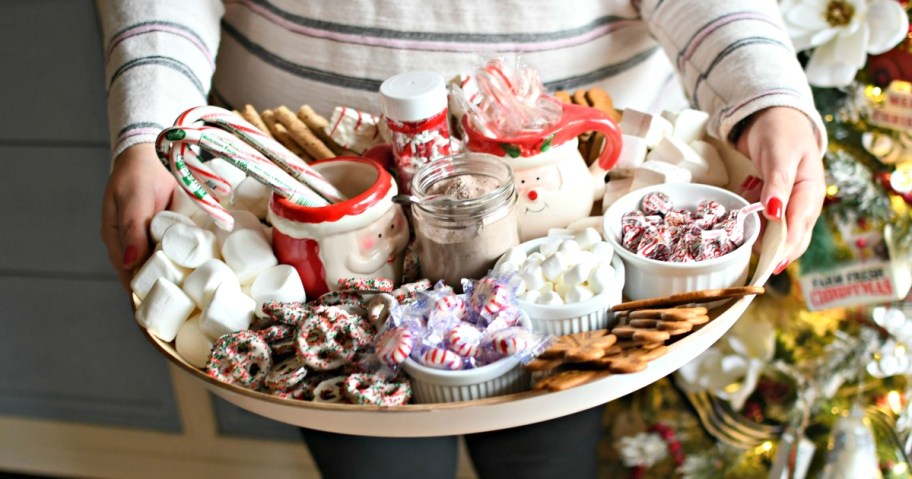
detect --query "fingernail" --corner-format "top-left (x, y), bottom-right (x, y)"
top-left (123, 245), bottom-right (138, 265)
top-left (774, 260), bottom-right (789, 275)
top-left (766, 197), bottom-right (783, 220)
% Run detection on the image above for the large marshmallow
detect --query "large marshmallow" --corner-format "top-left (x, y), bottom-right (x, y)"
top-left (199, 282), bottom-right (256, 339)
top-left (207, 158), bottom-right (248, 193)
top-left (222, 228), bottom-right (279, 285)
top-left (175, 314), bottom-right (214, 368)
top-left (161, 223), bottom-right (219, 268)
top-left (690, 141), bottom-right (730, 187)
top-left (671, 108), bottom-right (710, 143)
top-left (249, 264), bottom-right (307, 318)
top-left (630, 160), bottom-right (692, 190)
top-left (231, 176), bottom-right (271, 219)
top-left (619, 109), bottom-right (673, 148)
top-left (135, 278), bottom-right (196, 342)
top-left (182, 259), bottom-right (240, 309)
top-left (615, 134), bottom-right (648, 170)
top-left (211, 209), bottom-right (266, 249)
top-left (647, 136), bottom-right (709, 181)
top-left (130, 250), bottom-right (190, 300)
top-left (150, 210), bottom-right (196, 244)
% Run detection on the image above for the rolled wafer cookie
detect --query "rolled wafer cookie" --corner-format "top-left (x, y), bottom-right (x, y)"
top-left (240, 104), bottom-right (273, 138)
top-left (611, 286), bottom-right (765, 312)
top-left (274, 105), bottom-right (335, 160)
top-left (261, 109), bottom-right (311, 159)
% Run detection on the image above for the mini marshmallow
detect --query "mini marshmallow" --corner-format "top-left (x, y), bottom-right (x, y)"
top-left (615, 134), bottom-right (648, 170)
top-left (222, 228), bottom-right (278, 285)
top-left (539, 281), bottom-right (555, 294)
top-left (494, 260), bottom-right (520, 276)
top-left (588, 263), bottom-right (616, 295)
top-left (660, 110), bottom-right (679, 124)
top-left (671, 108), bottom-right (710, 143)
top-left (566, 285), bottom-right (596, 303)
top-left (212, 209), bottom-right (266, 249)
top-left (557, 239), bottom-right (582, 263)
top-left (690, 141), bottom-right (730, 187)
top-left (647, 136), bottom-right (709, 181)
top-left (575, 227), bottom-right (603, 251)
top-left (250, 264), bottom-right (307, 318)
top-left (231, 176), bottom-right (271, 219)
top-left (199, 282), bottom-right (256, 339)
top-left (541, 251), bottom-right (569, 282)
top-left (602, 177), bottom-right (635, 211)
top-left (618, 109), bottom-right (673, 148)
top-left (500, 246), bottom-right (528, 267)
top-left (538, 237), bottom-right (563, 257)
top-left (182, 259), bottom-right (240, 309)
top-left (150, 210), bottom-right (195, 244)
top-left (554, 277), bottom-right (572, 298)
top-left (519, 289), bottom-right (542, 303)
top-left (562, 262), bottom-right (594, 287)
top-left (524, 252), bottom-right (546, 267)
top-left (630, 160), bottom-right (693, 191)
top-left (520, 266), bottom-right (546, 291)
top-left (175, 314), bottom-right (214, 369)
top-left (130, 250), bottom-right (190, 300)
top-left (161, 223), bottom-right (219, 268)
top-left (590, 241), bottom-right (615, 264)
top-left (537, 291), bottom-right (564, 305)
top-left (135, 278), bottom-right (196, 342)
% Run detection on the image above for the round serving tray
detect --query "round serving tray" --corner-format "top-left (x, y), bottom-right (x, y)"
top-left (140, 221), bottom-right (786, 437)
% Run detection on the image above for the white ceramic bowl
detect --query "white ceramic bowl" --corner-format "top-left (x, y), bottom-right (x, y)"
top-left (602, 183), bottom-right (760, 301)
top-left (495, 235), bottom-right (625, 335)
top-left (401, 313), bottom-right (533, 404)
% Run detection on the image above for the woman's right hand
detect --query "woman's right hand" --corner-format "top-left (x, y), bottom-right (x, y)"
top-left (100, 143), bottom-right (176, 290)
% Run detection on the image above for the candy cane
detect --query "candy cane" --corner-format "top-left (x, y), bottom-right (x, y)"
top-left (169, 142), bottom-right (235, 230)
top-left (176, 106), bottom-right (345, 203)
top-left (159, 125), bottom-right (330, 207)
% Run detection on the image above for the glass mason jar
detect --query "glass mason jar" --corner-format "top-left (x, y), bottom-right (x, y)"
top-left (410, 153), bottom-right (520, 290)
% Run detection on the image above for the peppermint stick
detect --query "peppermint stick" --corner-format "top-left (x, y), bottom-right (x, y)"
top-left (177, 106), bottom-right (345, 203)
top-left (169, 142), bottom-right (235, 230)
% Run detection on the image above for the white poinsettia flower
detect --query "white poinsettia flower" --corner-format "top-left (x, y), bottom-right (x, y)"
top-left (616, 432), bottom-right (668, 467)
top-left (780, 0), bottom-right (909, 87)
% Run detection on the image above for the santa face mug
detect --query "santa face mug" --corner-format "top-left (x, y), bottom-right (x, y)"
top-left (463, 102), bottom-right (622, 241)
top-left (268, 158), bottom-right (409, 297)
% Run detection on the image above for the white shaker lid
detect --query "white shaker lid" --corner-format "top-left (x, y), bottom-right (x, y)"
top-left (380, 71), bottom-right (448, 122)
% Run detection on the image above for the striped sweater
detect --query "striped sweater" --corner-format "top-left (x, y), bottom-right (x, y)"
top-left (99, 0), bottom-right (825, 159)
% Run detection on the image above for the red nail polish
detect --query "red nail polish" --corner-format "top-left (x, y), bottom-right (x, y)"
top-left (123, 245), bottom-right (138, 265)
top-left (774, 260), bottom-right (789, 275)
top-left (766, 197), bottom-right (783, 220)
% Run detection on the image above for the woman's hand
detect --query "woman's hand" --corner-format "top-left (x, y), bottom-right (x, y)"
top-left (100, 143), bottom-right (176, 290)
top-left (735, 106), bottom-right (826, 274)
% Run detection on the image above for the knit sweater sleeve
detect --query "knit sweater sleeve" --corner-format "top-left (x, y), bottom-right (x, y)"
top-left (99, 0), bottom-right (224, 158)
top-left (637, 0), bottom-right (826, 153)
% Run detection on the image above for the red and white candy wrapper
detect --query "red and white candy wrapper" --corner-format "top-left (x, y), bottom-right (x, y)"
top-left (446, 323), bottom-right (483, 358)
top-left (375, 325), bottom-right (416, 367)
top-left (641, 191), bottom-right (673, 216)
top-left (465, 276), bottom-right (518, 326)
top-left (418, 346), bottom-right (464, 371)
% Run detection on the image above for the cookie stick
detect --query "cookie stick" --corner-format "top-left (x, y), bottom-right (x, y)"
top-left (274, 105), bottom-right (335, 160)
top-left (611, 286), bottom-right (766, 312)
top-left (261, 109), bottom-right (312, 160)
top-left (297, 105), bottom-right (352, 156)
top-left (240, 104), bottom-right (274, 138)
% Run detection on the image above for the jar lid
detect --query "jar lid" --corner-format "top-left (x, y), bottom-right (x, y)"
top-left (380, 71), bottom-right (448, 122)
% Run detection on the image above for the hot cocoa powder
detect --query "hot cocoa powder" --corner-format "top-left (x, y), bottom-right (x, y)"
top-left (415, 173), bottom-right (519, 289)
